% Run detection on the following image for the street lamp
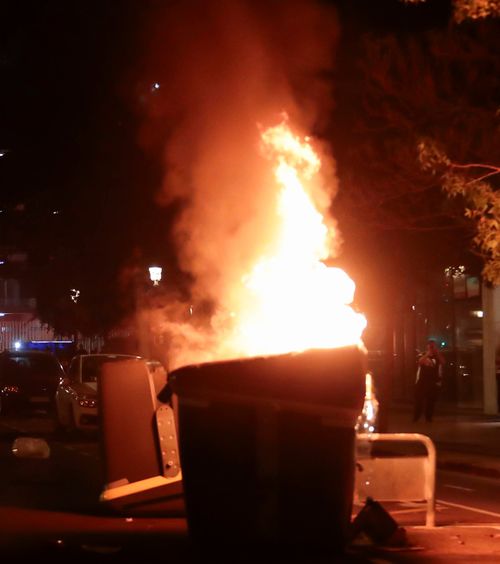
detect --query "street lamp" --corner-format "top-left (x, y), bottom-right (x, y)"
top-left (148, 266), bottom-right (162, 286)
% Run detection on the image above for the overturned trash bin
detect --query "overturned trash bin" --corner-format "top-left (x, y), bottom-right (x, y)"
top-left (167, 345), bottom-right (366, 555)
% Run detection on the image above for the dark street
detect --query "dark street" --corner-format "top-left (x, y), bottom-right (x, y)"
top-left (0, 412), bottom-right (102, 514)
top-left (2, 407), bottom-right (500, 562)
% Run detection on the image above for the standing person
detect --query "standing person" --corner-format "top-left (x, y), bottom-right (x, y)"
top-left (413, 340), bottom-right (445, 422)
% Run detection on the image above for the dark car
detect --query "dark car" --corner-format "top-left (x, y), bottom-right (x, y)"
top-left (0, 350), bottom-right (65, 415)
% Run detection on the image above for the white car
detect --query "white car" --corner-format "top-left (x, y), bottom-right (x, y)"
top-left (55, 354), bottom-right (143, 432)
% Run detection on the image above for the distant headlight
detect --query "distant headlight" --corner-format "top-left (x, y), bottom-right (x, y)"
top-left (2, 385), bottom-right (20, 394)
top-left (78, 396), bottom-right (97, 408)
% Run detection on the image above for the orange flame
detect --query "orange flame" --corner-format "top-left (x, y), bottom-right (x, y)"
top-left (224, 119), bottom-right (366, 357)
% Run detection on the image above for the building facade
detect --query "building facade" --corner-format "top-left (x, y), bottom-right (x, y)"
top-left (390, 265), bottom-right (496, 413)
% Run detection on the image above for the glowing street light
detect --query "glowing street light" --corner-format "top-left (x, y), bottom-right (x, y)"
top-left (149, 266), bottom-right (162, 286)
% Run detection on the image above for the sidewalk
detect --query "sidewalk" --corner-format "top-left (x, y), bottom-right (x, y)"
top-left (349, 524), bottom-right (500, 562)
top-left (352, 405), bottom-right (500, 560)
top-left (385, 404), bottom-right (500, 479)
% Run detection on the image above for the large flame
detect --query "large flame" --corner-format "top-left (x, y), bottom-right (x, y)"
top-left (225, 119), bottom-right (367, 357)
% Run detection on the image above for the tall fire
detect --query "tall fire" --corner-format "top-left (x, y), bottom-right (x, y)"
top-left (157, 117), bottom-right (368, 370)
top-left (221, 117), bottom-right (367, 358)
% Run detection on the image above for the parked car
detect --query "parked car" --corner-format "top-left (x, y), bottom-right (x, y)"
top-left (0, 350), bottom-right (65, 415)
top-left (55, 353), bottom-right (166, 432)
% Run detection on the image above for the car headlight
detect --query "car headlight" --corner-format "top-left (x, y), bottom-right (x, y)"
top-left (78, 396), bottom-right (97, 408)
top-left (2, 385), bottom-right (20, 394)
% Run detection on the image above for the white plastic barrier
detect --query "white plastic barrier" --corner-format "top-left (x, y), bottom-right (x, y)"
top-left (355, 433), bottom-right (436, 527)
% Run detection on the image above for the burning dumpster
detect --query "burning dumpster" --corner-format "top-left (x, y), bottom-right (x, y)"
top-left (168, 345), bottom-right (366, 554)
top-left (155, 116), bottom-right (369, 554)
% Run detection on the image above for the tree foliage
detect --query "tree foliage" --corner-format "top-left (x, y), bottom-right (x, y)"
top-left (418, 139), bottom-right (500, 283)
top-left (333, 18), bottom-right (500, 283)
top-left (402, 0), bottom-right (500, 23)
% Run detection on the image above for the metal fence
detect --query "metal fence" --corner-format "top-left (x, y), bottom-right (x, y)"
top-left (0, 318), bottom-right (104, 354)
top-left (0, 318), bottom-right (57, 351)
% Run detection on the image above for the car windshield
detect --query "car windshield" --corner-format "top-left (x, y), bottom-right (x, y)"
top-left (81, 355), bottom-right (137, 383)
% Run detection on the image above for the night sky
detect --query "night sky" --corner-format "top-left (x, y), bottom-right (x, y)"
top-left (0, 1), bottom-right (168, 330)
top-left (0, 1), bottom-right (145, 200)
top-left (0, 0), bottom-right (451, 207)
top-left (0, 0), bottom-right (492, 334)
top-left (1, 2), bottom-right (174, 285)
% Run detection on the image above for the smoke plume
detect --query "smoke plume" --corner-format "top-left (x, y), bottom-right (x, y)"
top-left (138, 0), bottom-right (340, 369)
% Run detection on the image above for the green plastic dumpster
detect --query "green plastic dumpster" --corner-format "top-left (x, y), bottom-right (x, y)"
top-left (167, 345), bottom-right (366, 555)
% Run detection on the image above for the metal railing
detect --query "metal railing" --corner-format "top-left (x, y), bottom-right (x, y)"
top-left (356, 432), bottom-right (436, 527)
top-left (0, 319), bottom-right (55, 351)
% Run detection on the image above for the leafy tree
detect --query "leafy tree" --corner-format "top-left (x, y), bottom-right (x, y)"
top-left (332, 19), bottom-right (500, 283)
top-left (418, 139), bottom-right (500, 283)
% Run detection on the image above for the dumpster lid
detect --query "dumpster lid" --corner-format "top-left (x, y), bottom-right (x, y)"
top-left (162, 346), bottom-right (366, 409)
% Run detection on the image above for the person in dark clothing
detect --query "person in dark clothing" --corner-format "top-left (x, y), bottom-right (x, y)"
top-left (413, 340), bottom-right (445, 422)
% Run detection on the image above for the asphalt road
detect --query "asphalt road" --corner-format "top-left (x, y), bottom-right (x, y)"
top-left (352, 471), bottom-right (500, 530)
top-left (0, 411), bottom-right (102, 514)
top-left (3, 412), bottom-right (500, 525)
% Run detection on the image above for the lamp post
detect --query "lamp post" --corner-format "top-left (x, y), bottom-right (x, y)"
top-left (147, 266), bottom-right (163, 360)
top-left (137, 266), bottom-right (163, 358)
top-left (148, 266), bottom-right (162, 286)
